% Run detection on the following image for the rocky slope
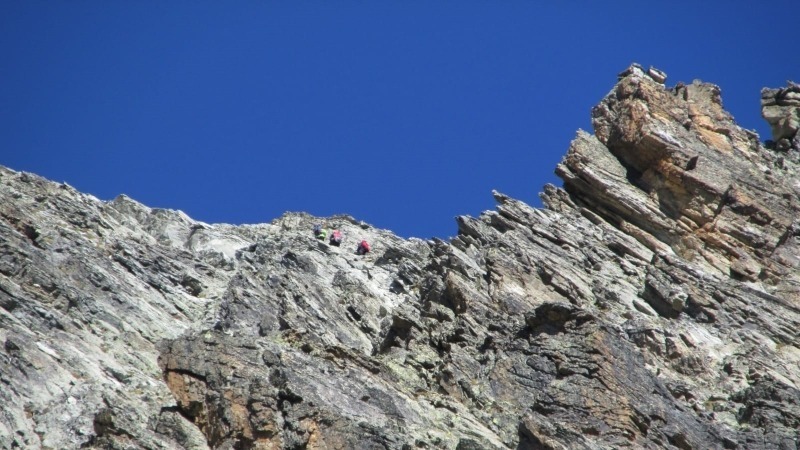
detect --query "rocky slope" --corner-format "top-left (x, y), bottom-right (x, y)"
top-left (2, 64), bottom-right (800, 449)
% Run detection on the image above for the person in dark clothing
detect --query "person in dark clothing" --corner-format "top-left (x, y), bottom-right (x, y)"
top-left (313, 224), bottom-right (328, 240)
top-left (356, 240), bottom-right (370, 255)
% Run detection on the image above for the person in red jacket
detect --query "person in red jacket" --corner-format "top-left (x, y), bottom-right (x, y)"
top-left (356, 240), bottom-right (371, 255)
top-left (329, 230), bottom-right (343, 246)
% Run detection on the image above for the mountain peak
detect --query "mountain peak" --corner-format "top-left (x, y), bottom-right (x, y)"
top-left (2, 67), bottom-right (800, 449)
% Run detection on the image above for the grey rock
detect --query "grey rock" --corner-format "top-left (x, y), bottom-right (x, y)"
top-left (762, 84), bottom-right (800, 144)
top-left (648, 66), bottom-right (668, 84)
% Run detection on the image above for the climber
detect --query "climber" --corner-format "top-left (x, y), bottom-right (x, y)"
top-left (329, 229), bottom-right (343, 246)
top-left (313, 224), bottom-right (328, 240)
top-left (356, 239), bottom-right (371, 255)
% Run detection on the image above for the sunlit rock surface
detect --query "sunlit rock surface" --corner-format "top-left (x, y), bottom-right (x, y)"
top-left (2, 64), bottom-right (799, 449)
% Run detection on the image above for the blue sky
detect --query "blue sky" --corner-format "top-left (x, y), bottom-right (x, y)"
top-left (2, 2), bottom-right (797, 239)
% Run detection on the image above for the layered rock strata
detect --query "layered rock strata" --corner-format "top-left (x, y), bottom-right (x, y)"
top-left (1, 64), bottom-right (799, 449)
top-left (762, 81), bottom-right (800, 152)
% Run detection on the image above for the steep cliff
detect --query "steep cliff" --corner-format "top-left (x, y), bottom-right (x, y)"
top-left (1, 65), bottom-right (799, 449)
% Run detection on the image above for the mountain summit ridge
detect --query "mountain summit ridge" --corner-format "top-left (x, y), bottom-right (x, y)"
top-left (2, 64), bottom-right (800, 449)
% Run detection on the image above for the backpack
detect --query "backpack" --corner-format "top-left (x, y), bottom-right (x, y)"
top-left (331, 230), bottom-right (342, 242)
top-left (313, 224), bottom-right (322, 235)
top-left (361, 240), bottom-right (371, 252)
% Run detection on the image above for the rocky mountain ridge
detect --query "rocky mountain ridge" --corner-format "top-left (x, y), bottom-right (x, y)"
top-left (1, 64), bottom-right (799, 449)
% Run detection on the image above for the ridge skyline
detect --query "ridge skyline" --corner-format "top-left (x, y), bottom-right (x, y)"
top-left (2, 2), bottom-right (797, 238)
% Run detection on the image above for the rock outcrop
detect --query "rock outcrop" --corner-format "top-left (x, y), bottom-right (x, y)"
top-left (762, 81), bottom-right (800, 152)
top-left (2, 64), bottom-right (800, 449)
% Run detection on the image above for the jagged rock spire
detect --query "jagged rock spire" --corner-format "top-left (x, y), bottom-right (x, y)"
top-left (762, 82), bottom-right (800, 150)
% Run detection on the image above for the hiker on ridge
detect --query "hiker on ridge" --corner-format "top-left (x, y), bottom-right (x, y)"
top-left (330, 230), bottom-right (343, 247)
top-left (356, 239), bottom-right (371, 255)
top-left (313, 224), bottom-right (328, 240)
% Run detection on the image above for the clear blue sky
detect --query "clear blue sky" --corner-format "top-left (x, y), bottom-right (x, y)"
top-left (2, 2), bottom-right (797, 238)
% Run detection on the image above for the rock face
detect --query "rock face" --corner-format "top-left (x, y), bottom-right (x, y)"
top-left (2, 64), bottom-right (800, 449)
top-left (762, 81), bottom-right (800, 152)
